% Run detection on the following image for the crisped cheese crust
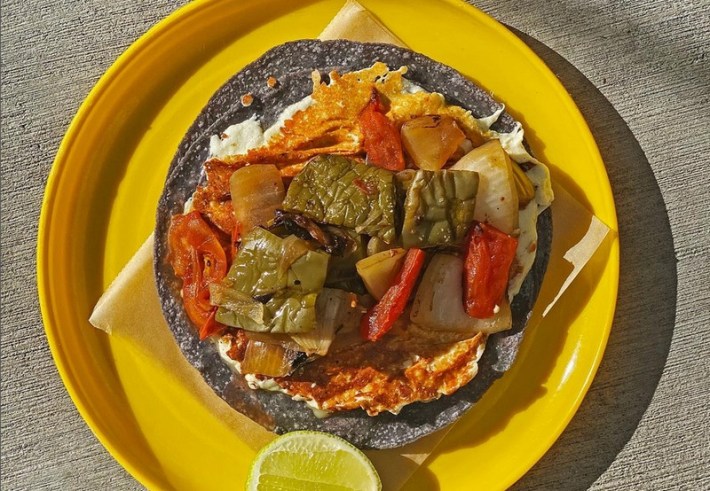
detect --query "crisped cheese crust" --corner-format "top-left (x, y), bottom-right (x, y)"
top-left (228, 322), bottom-right (487, 416)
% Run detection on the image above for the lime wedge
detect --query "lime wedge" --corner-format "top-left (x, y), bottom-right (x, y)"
top-left (246, 431), bottom-right (382, 491)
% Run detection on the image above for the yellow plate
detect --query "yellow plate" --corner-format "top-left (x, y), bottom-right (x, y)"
top-left (38, 0), bottom-right (619, 489)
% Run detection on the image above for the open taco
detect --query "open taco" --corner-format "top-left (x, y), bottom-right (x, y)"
top-left (154, 40), bottom-right (553, 449)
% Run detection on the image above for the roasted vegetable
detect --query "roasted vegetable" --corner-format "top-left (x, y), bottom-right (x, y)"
top-left (167, 211), bottom-right (229, 339)
top-left (273, 209), bottom-right (350, 255)
top-left (277, 235), bottom-right (310, 279)
top-left (240, 340), bottom-right (301, 377)
top-left (209, 281), bottom-right (264, 325)
top-left (463, 222), bottom-right (518, 319)
top-left (287, 251), bottom-right (330, 292)
top-left (225, 227), bottom-right (327, 297)
top-left (325, 232), bottom-right (367, 288)
top-left (282, 155), bottom-right (398, 242)
top-left (230, 220), bottom-right (241, 262)
top-left (230, 164), bottom-right (285, 233)
top-left (244, 331), bottom-right (303, 353)
top-left (394, 168), bottom-right (417, 193)
top-left (511, 162), bottom-right (535, 208)
top-left (291, 288), bottom-right (361, 356)
top-left (213, 227), bottom-right (329, 333)
top-left (365, 236), bottom-right (394, 256)
top-left (410, 253), bottom-right (512, 334)
top-left (400, 115), bottom-right (466, 170)
top-left (226, 227), bottom-right (286, 296)
top-left (360, 248), bottom-right (425, 342)
top-left (356, 248), bottom-right (406, 300)
top-left (400, 169), bottom-right (479, 248)
top-left (216, 290), bottom-right (318, 334)
top-left (199, 311), bottom-right (223, 341)
top-left (452, 140), bottom-right (519, 234)
top-left (262, 291), bottom-right (319, 333)
top-left (358, 89), bottom-right (405, 171)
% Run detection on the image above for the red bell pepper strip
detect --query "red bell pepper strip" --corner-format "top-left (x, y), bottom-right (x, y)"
top-left (358, 89), bottom-right (405, 171)
top-left (463, 222), bottom-right (518, 318)
top-left (168, 211), bottom-right (229, 339)
top-left (360, 248), bottom-right (425, 341)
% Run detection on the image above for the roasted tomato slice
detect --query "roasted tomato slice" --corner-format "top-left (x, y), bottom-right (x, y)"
top-left (358, 89), bottom-right (405, 171)
top-left (168, 211), bottom-right (229, 339)
top-left (463, 222), bottom-right (518, 318)
top-left (360, 248), bottom-right (425, 342)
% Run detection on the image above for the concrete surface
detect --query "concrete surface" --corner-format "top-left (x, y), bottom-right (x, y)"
top-left (1, 0), bottom-right (708, 489)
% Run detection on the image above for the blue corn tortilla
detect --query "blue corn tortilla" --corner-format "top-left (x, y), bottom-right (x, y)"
top-left (154, 40), bottom-right (552, 449)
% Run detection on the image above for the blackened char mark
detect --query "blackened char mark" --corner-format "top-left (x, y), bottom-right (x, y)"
top-left (273, 209), bottom-right (350, 255)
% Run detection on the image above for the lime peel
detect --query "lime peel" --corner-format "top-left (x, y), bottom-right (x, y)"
top-left (246, 431), bottom-right (382, 491)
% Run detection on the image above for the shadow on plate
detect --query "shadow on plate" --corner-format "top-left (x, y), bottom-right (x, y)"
top-left (418, 87), bottom-right (617, 458)
top-left (505, 27), bottom-right (677, 491)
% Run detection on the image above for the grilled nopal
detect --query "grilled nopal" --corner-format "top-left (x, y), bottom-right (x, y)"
top-left (282, 155), bottom-right (398, 243)
top-left (399, 169), bottom-right (479, 248)
top-left (212, 227), bottom-right (329, 333)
